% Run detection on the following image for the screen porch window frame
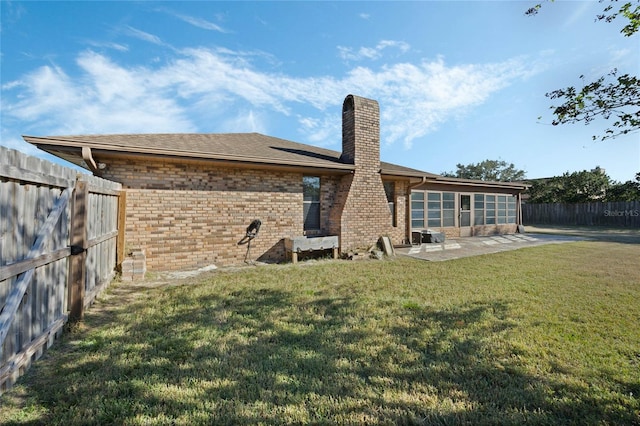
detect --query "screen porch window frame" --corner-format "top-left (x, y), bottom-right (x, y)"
top-left (507, 196), bottom-right (517, 223)
top-left (412, 190), bottom-right (520, 229)
top-left (412, 190), bottom-right (460, 229)
top-left (474, 194), bottom-right (485, 225)
top-left (473, 193), bottom-right (518, 225)
top-left (497, 195), bottom-right (508, 224)
top-left (485, 194), bottom-right (496, 224)
top-left (303, 176), bottom-right (321, 231)
top-left (442, 192), bottom-right (455, 227)
top-left (411, 191), bottom-right (425, 229)
top-left (427, 192), bottom-right (442, 227)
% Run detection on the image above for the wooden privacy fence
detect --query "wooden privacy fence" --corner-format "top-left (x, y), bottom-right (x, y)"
top-left (523, 201), bottom-right (640, 227)
top-left (0, 147), bottom-right (124, 393)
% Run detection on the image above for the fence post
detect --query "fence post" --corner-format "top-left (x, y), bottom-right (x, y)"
top-left (68, 178), bottom-right (88, 321)
top-left (116, 191), bottom-right (127, 269)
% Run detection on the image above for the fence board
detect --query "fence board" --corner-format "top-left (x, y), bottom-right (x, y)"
top-left (0, 248), bottom-right (71, 284)
top-left (523, 201), bottom-right (640, 227)
top-left (0, 164), bottom-right (74, 189)
top-left (0, 187), bottom-right (72, 351)
top-left (0, 146), bottom-right (122, 393)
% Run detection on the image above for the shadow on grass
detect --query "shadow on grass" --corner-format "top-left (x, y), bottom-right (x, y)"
top-left (527, 225), bottom-right (640, 245)
top-left (2, 285), bottom-right (638, 425)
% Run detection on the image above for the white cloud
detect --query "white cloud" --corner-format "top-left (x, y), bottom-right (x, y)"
top-left (2, 65), bottom-right (79, 123)
top-left (84, 40), bottom-right (129, 52)
top-left (0, 135), bottom-right (42, 155)
top-left (609, 48), bottom-right (631, 63)
top-left (2, 47), bottom-right (535, 149)
top-left (297, 116), bottom-right (340, 146)
top-left (156, 7), bottom-right (229, 33)
top-left (338, 40), bottom-right (411, 62)
top-left (562, 2), bottom-right (592, 30)
top-left (124, 26), bottom-right (165, 46)
top-left (0, 134), bottom-right (86, 171)
top-left (2, 51), bottom-right (194, 135)
top-left (221, 110), bottom-right (267, 133)
top-left (173, 13), bottom-right (228, 33)
top-left (378, 40), bottom-right (410, 54)
top-left (1, 80), bottom-right (23, 90)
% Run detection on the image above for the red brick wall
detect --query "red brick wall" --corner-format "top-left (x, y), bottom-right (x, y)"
top-left (389, 179), bottom-right (410, 244)
top-left (100, 95), bottom-right (412, 270)
top-left (102, 159), bottom-right (305, 270)
top-left (334, 95), bottom-right (405, 250)
top-left (102, 156), bottom-right (408, 270)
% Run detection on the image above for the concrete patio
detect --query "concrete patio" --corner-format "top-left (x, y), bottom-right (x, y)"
top-left (395, 232), bottom-right (585, 261)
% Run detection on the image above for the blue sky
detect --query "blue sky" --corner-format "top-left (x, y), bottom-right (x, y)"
top-left (1, 1), bottom-right (639, 182)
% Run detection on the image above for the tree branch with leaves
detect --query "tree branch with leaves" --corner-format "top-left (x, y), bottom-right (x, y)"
top-left (527, 1), bottom-right (640, 141)
top-left (546, 70), bottom-right (640, 140)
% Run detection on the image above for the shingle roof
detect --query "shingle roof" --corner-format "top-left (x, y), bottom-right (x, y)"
top-left (23, 132), bottom-right (433, 178)
top-left (23, 132), bottom-right (526, 189)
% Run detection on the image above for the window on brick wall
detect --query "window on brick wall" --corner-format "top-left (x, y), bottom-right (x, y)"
top-left (383, 181), bottom-right (396, 227)
top-left (303, 176), bottom-right (320, 230)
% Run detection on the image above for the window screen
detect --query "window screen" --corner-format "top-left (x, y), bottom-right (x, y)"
top-left (383, 181), bottom-right (396, 226)
top-left (411, 191), bottom-right (424, 228)
top-left (427, 192), bottom-right (441, 227)
top-left (303, 176), bottom-right (320, 230)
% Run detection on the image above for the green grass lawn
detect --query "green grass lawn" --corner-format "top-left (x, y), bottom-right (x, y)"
top-left (1, 241), bottom-right (639, 425)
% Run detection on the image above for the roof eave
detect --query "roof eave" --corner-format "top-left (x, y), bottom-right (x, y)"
top-left (380, 169), bottom-right (432, 179)
top-left (430, 175), bottom-right (529, 190)
top-left (27, 141), bottom-right (355, 175)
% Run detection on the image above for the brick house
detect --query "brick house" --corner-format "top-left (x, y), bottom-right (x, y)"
top-left (24, 94), bottom-right (528, 271)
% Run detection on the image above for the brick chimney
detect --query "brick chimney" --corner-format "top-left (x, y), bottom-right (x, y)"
top-left (331, 95), bottom-right (393, 251)
top-left (340, 95), bottom-right (380, 170)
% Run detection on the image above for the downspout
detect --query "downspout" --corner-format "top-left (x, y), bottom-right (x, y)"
top-left (409, 176), bottom-right (427, 190)
top-left (81, 147), bottom-right (107, 176)
top-left (81, 147), bottom-right (100, 175)
top-left (405, 176), bottom-right (427, 244)
top-left (517, 192), bottom-right (523, 226)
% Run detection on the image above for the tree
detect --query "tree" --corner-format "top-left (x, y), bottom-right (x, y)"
top-left (526, 176), bottom-right (565, 203)
top-left (526, 1), bottom-right (640, 36)
top-left (561, 169), bottom-right (611, 202)
top-left (527, 167), bottom-right (614, 203)
top-left (441, 159), bottom-right (526, 182)
top-left (605, 172), bottom-right (640, 201)
top-left (527, 1), bottom-right (640, 141)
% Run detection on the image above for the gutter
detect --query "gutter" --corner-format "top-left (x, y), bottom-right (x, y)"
top-left (408, 176), bottom-right (427, 189)
top-left (24, 136), bottom-right (356, 174)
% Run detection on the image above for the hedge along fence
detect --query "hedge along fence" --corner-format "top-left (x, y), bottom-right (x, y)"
top-left (0, 146), bottom-right (124, 393)
top-left (523, 201), bottom-right (640, 227)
